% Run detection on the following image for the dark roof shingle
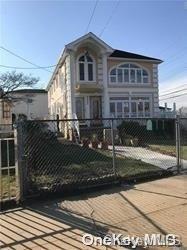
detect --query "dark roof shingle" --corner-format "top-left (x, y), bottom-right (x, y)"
top-left (11, 89), bottom-right (47, 94)
top-left (110, 49), bottom-right (162, 62)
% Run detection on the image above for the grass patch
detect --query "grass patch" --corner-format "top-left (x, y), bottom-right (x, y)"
top-left (30, 148), bottom-right (161, 191)
top-left (23, 124), bottom-right (163, 192)
top-left (148, 144), bottom-right (187, 160)
top-left (0, 174), bottom-right (17, 200)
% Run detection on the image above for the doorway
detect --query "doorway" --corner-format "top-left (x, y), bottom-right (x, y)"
top-left (90, 96), bottom-right (102, 120)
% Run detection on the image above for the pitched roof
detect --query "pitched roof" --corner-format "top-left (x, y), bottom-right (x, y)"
top-left (66, 32), bottom-right (113, 53)
top-left (110, 49), bottom-right (162, 62)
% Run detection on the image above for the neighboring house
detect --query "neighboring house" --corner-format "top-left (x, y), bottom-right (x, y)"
top-left (0, 98), bottom-right (12, 131)
top-left (47, 32), bottom-right (162, 124)
top-left (11, 89), bottom-right (48, 121)
top-left (159, 104), bottom-right (176, 118)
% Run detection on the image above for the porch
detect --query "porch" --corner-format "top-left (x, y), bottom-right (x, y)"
top-left (75, 96), bottom-right (103, 124)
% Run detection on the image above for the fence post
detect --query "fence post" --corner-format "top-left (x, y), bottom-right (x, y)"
top-left (175, 115), bottom-right (181, 173)
top-left (14, 128), bottom-right (21, 203)
top-left (111, 119), bottom-right (117, 178)
top-left (16, 120), bottom-right (27, 202)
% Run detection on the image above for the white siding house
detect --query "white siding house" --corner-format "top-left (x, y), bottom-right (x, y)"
top-left (11, 89), bottom-right (48, 121)
top-left (47, 32), bottom-right (162, 123)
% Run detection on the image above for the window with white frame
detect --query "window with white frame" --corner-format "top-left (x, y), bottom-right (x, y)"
top-left (109, 64), bottom-right (149, 84)
top-left (78, 54), bottom-right (95, 82)
top-left (109, 96), bottom-right (151, 118)
top-left (2, 101), bottom-right (11, 118)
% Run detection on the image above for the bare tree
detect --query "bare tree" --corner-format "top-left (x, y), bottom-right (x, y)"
top-left (0, 71), bottom-right (39, 99)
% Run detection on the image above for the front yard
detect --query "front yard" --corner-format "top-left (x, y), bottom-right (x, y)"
top-left (148, 144), bottom-right (187, 160)
top-left (28, 143), bottom-right (162, 192)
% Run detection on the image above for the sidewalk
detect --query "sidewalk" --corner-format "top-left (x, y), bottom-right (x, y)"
top-left (0, 174), bottom-right (187, 249)
top-left (111, 146), bottom-right (187, 170)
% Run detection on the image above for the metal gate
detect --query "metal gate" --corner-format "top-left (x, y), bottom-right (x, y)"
top-left (0, 133), bottom-right (19, 207)
top-left (17, 118), bottom-right (180, 199)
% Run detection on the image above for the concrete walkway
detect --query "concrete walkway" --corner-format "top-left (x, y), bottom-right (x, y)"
top-left (0, 175), bottom-right (187, 249)
top-left (110, 146), bottom-right (187, 170)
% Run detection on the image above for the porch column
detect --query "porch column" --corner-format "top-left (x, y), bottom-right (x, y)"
top-left (102, 53), bottom-right (110, 118)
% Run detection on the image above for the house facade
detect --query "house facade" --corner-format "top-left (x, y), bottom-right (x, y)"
top-left (11, 89), bottom-right (48, 121)
top-left (47, 33), bottom-right (162, 123)
top-left (0, 89), bottom-right (48, 131)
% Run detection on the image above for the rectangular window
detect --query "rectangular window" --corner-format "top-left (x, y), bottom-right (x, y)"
top-left (143, 71), bottom-right (148, 83)
top-left (124, 69), bottom-right (129, 82)
top-left (110, 76), bottom-right (116, 83)
top-left (117, 69), bottom-right (123, 83)
top-left (131, 97), bottom-right (149, 100)
top-left (131, 102), bottom-right (137, 117)
top-left (79, 63), bottom-right (84, 81)
top-left (145, 102), bottom-right (150, 117)
top-left (110, 102), bottom-right (115, 117)
top-left (138, 102), bottom-right (143, 117)
top-left (3, 102), bottom-right (10, 118)
top-left (88, 64), bottom-right (93, 81)
top-left (117, 102), bottom-right (122, 118)
top-left (130, 69), bottom-right (136, 83)
top-left (110, 102), bottom-right (115, 113)
top-left (143, 76), bottom-right (148, 83)
top-left (117, 102), bottom-right (122, 112)
top-left (76, 97), bottom-right (84, 119)
top-left (137, 69), bottom-right (142, 83)
top-left (123, 102), bottom-right (129, 117)
top-left (110, 97), bottom-right (129, 101)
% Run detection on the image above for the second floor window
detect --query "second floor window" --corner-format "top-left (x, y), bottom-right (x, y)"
top-left (78, 54), bottom-right (95, 82)
top-left (109, 63), bottom-right (149, 84)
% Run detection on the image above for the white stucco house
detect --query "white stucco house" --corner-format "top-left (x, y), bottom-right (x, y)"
top-left (47, 32), bottom-right (162, 124)
top-left (11, 89), bottom-right (48, 121)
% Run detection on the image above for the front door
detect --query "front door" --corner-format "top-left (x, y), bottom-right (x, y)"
top-left (76, 97), bottom-right (84, 119)
top-left (90, 97), bottom-right (101, 120)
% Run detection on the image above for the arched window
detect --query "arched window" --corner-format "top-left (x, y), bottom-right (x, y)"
top-left (78, 54), bottom-right (95, 82)
top-left (109, 63), bottom-right (149, 84)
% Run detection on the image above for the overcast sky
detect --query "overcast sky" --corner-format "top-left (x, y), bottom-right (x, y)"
top-left (0, 0), bottom-right (187, 109)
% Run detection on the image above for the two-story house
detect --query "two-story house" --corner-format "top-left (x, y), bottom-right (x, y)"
top-left (47, 32), bottom-right (162, 125)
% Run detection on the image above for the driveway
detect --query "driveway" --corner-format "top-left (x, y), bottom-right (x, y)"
top-left (0, 175), bottom-right (187, 249)
top-left (111, 146), bottom-right (187, 170)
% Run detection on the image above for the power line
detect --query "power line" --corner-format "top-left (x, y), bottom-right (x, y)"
top-left (160, 47), bottom-right (187, 68)
top-left (0, 46), bottom-right (53, 73)
top-left (0, 64), bottom-right (56, 70)
top-left (99, 0), bottom-right (120, 37)
top-left (157, 33), bottom-right (186, 56)
top-left (160, 84), bottom-right (187, 93)
top-left (85, 0), bottom-right (99, 34)
top-left (160, 93), bottom-right (187, 101)
top-left (160, 68), bottom-right (186, 83)
top-left (160, 88), bottom-right (187, 97)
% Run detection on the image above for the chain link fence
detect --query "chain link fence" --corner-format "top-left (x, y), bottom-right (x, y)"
top-left (179, 118), bottom-right (187, 171)
top-left (15, 117), bottom-right (182, 200)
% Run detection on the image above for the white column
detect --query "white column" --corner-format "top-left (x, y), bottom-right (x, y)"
top-left (69, 50), bottom-right (76, 116)
top-left (102, 53), bottom-right (110, 118)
